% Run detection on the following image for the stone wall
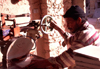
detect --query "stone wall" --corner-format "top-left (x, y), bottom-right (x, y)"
top-left (0, 0), bottom-right (30, 26)
top-left (28, 0), bottom-right (41, 20)
top-left (46, 0), bottom-right (72, 57)
top-left (0, 0), bottom-right (30, 15)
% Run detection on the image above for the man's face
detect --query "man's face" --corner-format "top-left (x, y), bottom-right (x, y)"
top-left (65, 17), bottom-right (80, 33)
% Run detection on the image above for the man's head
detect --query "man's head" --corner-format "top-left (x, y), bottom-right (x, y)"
top-left (63, 5), bottom-right (87, 33)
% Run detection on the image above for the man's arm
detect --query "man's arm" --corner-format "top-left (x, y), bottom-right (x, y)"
top-left (50, 21), bottom-right (72, 47)
top-left (50, 21), bottom-right (67, 38)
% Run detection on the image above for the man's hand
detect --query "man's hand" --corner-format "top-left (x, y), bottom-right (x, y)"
top-left (62, 40), bottom-right (67, 47)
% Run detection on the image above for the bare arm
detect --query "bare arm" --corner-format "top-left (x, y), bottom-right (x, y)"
top-left (50, 20), bottom-right (68, 39)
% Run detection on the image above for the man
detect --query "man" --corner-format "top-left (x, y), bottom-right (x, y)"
top-left (7, 5), bottom-right (100, 69)
top-left (28, 5), bottom-right (100, 69)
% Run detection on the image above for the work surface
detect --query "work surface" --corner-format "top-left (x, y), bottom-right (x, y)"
top-left (74, 45), bottom-right (100, 60)
top-left (74, 45), bottom-right (100, 69)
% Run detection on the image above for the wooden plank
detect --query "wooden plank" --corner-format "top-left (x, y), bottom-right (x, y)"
top-left (75, 61), bottom-right (100, 69)
top-left (73, 45), bottom-right (100, 69)
top-left (74, 54), bottom-right (100, 66)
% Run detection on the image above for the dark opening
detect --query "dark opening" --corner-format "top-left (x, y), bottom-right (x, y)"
top-left (98, 2), bottom-right (100, 8)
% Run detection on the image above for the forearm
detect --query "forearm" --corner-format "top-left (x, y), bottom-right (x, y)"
top-left (50, 20), bottom-right (68, 38)
top-left (55, 26), bottom-right (67, 39)
top-left (51, 21), bottom-right (71, 46)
